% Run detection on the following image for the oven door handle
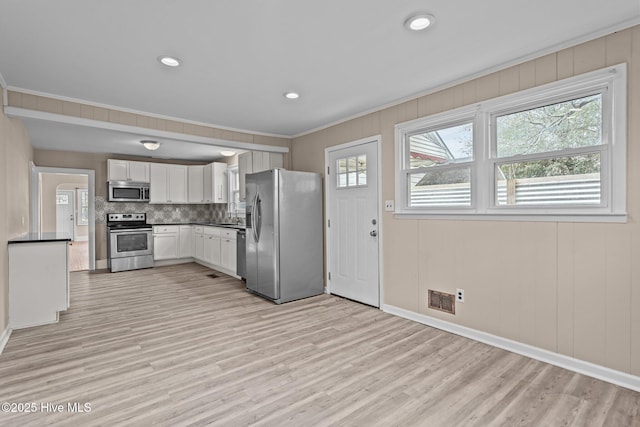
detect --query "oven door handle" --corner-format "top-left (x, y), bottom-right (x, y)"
top-left (110, 229), bottom-right (152, 235)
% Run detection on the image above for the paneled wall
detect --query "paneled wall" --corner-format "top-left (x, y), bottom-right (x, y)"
top-left (292, 26), bottom-right (640, 376)
top-left (0, 109), bottom-right (33, 333)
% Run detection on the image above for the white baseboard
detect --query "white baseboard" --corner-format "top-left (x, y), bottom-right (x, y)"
top-left (382, 304), bottom-right (640, 393)
top-left (0, 327), bottom-right (12, 355)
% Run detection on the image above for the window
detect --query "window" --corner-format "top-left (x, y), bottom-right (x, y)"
top-left (337, 155), bottom-right (367, 188)
top-left (227, 165), bottom-right (244, 217)
top-left (56, 194), bottom-right (69, 205)
top-left (77, 189), bottom-right (89, 225)
top-left (395, 64), bottom-right (627, 221)
top-left (407, 121), bottom-right (473, 207)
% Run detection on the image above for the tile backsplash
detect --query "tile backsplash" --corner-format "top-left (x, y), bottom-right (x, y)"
top-left (95, 196), bottom-right (228, 224)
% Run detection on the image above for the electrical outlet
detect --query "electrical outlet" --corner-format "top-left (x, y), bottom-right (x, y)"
top-left (385, 200), bottom-right (394, 211)
top-left (456, 288), bottom-right (465, 303)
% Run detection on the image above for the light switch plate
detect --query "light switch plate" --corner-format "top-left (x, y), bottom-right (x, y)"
top-left (385, 200), bottom-right (394, 211)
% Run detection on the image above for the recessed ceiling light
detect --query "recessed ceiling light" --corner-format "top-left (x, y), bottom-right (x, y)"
top-left (157, 55), bottom-right (182, 67)
top-left (404, 13), bottom-right (435, 31)
top-left (220, 150), bottom-right (235, 157)
top-left (141, 140), bottom-right (160, 151)
top-left (284, 91), bottom-right (300, 100)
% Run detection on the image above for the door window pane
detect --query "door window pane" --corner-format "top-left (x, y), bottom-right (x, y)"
top-left (337, 154), bottom-right (367, 188)
top-left (56, 194), bottom-right (69, 204)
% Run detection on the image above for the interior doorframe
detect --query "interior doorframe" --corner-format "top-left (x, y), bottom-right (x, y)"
top-left (30, 164), bottom-right (96, 271)
top-left (55, 189), bottom-right (76, 240)
top-left (324, 135), bottom-right (383, 305)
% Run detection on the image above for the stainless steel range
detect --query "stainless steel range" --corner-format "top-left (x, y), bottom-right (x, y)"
top-left (107, 213), bottom-right (153, 272)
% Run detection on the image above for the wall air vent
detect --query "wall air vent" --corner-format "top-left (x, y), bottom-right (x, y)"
top-left (428, 290), bottom-right (455, 314)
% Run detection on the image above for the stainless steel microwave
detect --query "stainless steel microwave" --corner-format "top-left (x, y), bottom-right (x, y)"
top-left (108, 181), bottom-right (150, 202)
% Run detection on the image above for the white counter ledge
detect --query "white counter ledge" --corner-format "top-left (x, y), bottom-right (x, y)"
top-left (7, 235), bottom-right (70, 329)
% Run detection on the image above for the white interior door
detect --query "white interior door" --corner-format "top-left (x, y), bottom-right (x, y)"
top-left (56, 190), bottom-right (75, 240)
top-left (327, 138), bottom-right (380, 307)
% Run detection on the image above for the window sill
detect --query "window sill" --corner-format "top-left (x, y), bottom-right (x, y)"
top-left (393, 211), bottom-right (628, 223)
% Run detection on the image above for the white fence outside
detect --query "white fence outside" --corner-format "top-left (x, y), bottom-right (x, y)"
top-left (410, 173), bottom-right (600, 207)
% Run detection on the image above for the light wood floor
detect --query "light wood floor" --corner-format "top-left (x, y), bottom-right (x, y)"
top-left (68, 240), bottom-right (88, 272)
top-left (0, 263), bottom-right (638, 426)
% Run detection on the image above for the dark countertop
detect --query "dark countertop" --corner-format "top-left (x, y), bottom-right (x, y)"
top-left (8, 232), bottom-right (72, 244)
top-left (151, 222), bottom-right (246, 230)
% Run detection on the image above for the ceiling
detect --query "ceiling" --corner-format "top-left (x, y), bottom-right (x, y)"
top-left (1, 0), bottom-right (639, 161)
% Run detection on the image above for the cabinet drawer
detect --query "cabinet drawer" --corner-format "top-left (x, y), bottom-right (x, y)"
top-left (203, 227), bottom-right (221, 236)
top-left (154, 225), bottom-right (179, 234)
top-left (221, 229), bottom-right (237, 239)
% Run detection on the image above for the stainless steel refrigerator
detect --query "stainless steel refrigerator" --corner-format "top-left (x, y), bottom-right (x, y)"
top-left (245, 168), bottom-right (324, 304)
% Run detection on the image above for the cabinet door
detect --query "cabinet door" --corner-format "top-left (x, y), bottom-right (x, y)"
top-left (154, 233), bottom-right (179, 260)
top-left (252, 151), bottom-right (270, 172)
top-left (194, 233), bottom-right (205, 260)
top-left (168, 165), bottom-right (188, 203)
top-left (149, 164), bottom-right (169, 203)
top-left (188, 166), bottom-right (205, 203)
top-left (238, 152), bottom-right (252, 201)
top-left (203, 163), bottom-right (213, 203)
top-left (212, 162), bottom-right (228, 203)
top-left (203, 235), bottom-right (215, 264)
top-left (269, 153), bottom-right (284, 169)
top-left (179, 226), bottom-right (192, 258)
top-left (211, 235), bottom-right (222, 265)
top-left (129, 161), bottom-right (150, 182)
top-left (108, 159), bottom-right (129, 181)
top-left (221, 238), bottom-right (237, 273)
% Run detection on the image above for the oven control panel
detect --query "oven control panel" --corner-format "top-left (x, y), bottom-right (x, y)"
top-left (107, 213), bottom-right (146, 222)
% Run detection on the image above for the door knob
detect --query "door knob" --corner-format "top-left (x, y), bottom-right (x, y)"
top-left (370, 230), bottom-right (377, 237)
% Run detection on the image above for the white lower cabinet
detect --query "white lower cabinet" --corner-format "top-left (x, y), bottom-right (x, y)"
top-left (194, 227), bottom-right (205, 260)
top-left (153, 226), bottom-right (179, 260)
top-left (154, 225), bottom-right (193, 260)
top-left (190, 225), bottom-right (237, 275)
top-left (154, 224), bottom-right (238, 275)
top-left (220, 229), bottom-right (237, 274)
top-left (179, 225), bottom-right (192, 258)
top-left (203, 227), bottom-right (221, 265)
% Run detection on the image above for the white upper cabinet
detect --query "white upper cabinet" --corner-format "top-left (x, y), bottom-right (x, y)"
top-left (204, 162), bottom-right (228, 203)
top-left (108, 159), bottom-right (150, 182)
top-left (188, 166), bottom-right (205, 203)
top-left (150, 163), bottom-right (188, 204)
top-left (238, 151), bottom-right (283, 200)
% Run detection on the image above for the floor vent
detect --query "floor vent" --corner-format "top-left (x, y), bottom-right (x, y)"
top-left (428, 290), bottom-right (455, 314)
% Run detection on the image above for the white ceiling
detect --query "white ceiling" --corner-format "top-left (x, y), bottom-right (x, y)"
top-left (1, 0), bottom-right (639, 160)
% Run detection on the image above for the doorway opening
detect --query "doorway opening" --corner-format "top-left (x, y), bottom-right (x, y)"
top-left (325, 136), bottom-right (382, 307)
top-left (31, 165), bottom-right (96, 272)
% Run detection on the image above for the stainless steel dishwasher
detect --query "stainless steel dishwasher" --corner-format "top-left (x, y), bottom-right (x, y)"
top-left (236, 229), bottom-right (246, 279)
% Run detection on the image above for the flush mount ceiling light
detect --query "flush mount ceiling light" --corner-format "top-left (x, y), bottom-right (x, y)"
top-left (157, 55), bottom-right (182, 67)
top-left (141, 140), bottom-right (160, 151)
top-left (220, 150), bottom-right (235, 157)
top-left (404, 13), bottom-right (435, 31)
top-left (283, 91), bottom-right (300, 100)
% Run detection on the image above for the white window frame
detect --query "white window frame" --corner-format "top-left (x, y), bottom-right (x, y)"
top-left (395, 63), bottom-right (627, 223)
top-left (227, 165), bottom-right (244, 218)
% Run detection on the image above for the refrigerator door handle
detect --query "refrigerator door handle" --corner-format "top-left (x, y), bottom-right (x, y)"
top-left (256, 193), bottom-right (262, 242)
top-left (251, 190), bottom-right (259, 243)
